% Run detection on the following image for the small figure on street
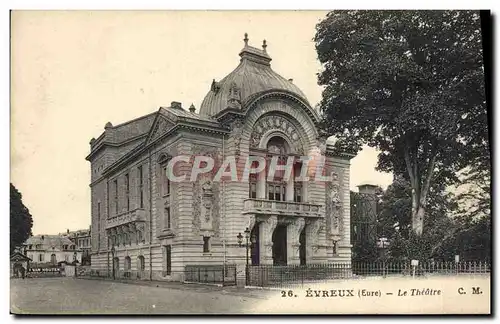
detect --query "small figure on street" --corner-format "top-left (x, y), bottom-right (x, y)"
top-left (20, 266), bottom-right (25, 279)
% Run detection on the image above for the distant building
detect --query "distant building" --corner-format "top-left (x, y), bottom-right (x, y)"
top-left (10, 250), bottom-right (31, 277)
top-left (23, 234), bottom-right (82, 267)
top-left (65, 228), bottom-right (92, 265)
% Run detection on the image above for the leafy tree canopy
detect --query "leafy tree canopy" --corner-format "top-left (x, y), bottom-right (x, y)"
top-left (315, 10), bottom-right (488, 235)
top-left (10, 183), bottom-right (33, 254)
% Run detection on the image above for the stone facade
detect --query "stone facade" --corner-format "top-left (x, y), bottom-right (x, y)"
top-left (23, 234), bottom-right (83, 266)
top-left (66, 228), bottom-right (92, 264)
top-left (86, 35), bottom-right (354, 282)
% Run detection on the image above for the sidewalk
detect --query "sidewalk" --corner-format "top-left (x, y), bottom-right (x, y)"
top-left (77, 276), bottom-right (272, 299)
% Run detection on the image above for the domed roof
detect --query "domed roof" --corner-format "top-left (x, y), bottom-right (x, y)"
top-left (199, 34), bottom-right (309, 118)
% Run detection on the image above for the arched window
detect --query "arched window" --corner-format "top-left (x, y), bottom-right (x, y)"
top-left (124, 256), bottom-right (131, 270)
top-left (266, 136), bottom-right (289, 156)
top-left (50, 254), bottom-right (57, 265)
top-left (266, 136), bottom-right (289, 201)
top-left (137, 255), bottom-right (145, 271)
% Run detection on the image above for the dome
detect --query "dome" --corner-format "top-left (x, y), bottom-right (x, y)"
top-left (199, 34), bottom-right (309, 118)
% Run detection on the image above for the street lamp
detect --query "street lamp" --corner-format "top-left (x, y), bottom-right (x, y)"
top-left (111, 244), bottom-right (116, 280)
top-left (237, 227), bottom-right (256, 286)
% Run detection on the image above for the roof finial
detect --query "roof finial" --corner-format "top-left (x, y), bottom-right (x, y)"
top-left (244, 33), bottom-right (249, 46)
top-left (262, 39), bottom-right (267, 52)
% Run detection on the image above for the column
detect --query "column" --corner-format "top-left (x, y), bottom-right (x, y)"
top-left (259, 216), bottom-right (277, 265)
top-left (257, 168), bottom-right (266, 199)
top-left (287, 217), bottom-right (305, 265)
top-left (255, 153), bottom-right (267, 199)
top-left (285, 158), bottom-right (294, 201)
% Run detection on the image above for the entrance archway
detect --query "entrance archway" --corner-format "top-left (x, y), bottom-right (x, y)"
top-left (113, 257), bottom-right (119, 277)
top-left (272, 225), bottom-right (287, 265)
top-left (250, 224), bottom-right (260, 265)
top-left (299, 227), bottom-right (306, 265)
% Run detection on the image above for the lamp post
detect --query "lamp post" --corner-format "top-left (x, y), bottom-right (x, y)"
top-left (111, 245), bottom-right (116, 280)
top-left (237, 227), bottom-right (256, 286)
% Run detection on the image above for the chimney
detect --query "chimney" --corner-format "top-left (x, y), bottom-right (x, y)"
top-left (67, 229), bottom-right (69, 234)
top-left (288, 78), bottom-right (293, 83)
top-left (171, 101), bottom-right (182, 109)
top-left (41, 235), bottom-right (44, 240)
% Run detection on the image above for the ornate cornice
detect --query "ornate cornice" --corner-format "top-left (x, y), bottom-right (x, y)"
top-left (243, 90), bottom-right (320, 125)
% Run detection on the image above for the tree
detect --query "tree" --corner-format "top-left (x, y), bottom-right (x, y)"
top-left (10, 183), bottom-right (33, 254)
top-left (315, 11), bottom-right (487, 236)
top-left (377, 176), bottom-right (460, 260)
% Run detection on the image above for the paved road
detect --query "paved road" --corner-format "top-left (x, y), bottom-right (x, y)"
top-left (10, 278), bottom-right (273, 314)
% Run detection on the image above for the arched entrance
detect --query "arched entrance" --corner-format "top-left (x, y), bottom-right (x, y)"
top-left (113, 257), bottom-right (119, 278)
top-left (272, 225), bottom-right (287, 265)
top-left (250, 224), bottom-right (260, 265)
top-left (137, 255), bottom-right (145, 278)
top-left (51, 254), bottom-right (57, 265)
top-left (13, 262), bottom-right (23, 278)
top-left (299, 227), bottom-right (306, 265)
top-left (124, 256), bottom-right (131, 278)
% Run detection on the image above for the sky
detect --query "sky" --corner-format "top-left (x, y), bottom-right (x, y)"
top-left (11, 11), bottom-right (393, 235)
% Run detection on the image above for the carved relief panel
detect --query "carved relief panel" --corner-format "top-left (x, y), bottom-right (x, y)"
top-left (191, 145), bottom-right (222, 237)
top-left (325, 171), bottom-right (343, 240)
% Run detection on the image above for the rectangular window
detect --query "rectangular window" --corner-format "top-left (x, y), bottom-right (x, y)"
top-left (268, 185), bottom-right (274, 200)
top-left (294, 162), bottom-right (303, 203)
top-left (294, 185), bottom-right (302, 203)
top-left (113, 179), bottom-right (118, 214)
top-left (138, 165), bottom-right (144, 208)
top-left (163, 166), bottom-right (170, 196)
top-left (267, 183), bottom-right (286, 201)
top-left (125, 173), bottom-right (130, 211)
top-left (203, 237), bottom-right (210, 253)
top-left (249, 182), bottom-right (257, 199)
top-left (165, 205), bottom-right (171, 229)
top-left (39, 254), bottom-right (44, 262)
top-left (166, 245), bottom-right (172, 275)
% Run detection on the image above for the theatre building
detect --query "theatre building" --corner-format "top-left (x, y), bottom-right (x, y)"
top-left (87, 35), bottom-right (354, 281)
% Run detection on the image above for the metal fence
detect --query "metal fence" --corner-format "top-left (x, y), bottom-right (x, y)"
top-left (85, 264), bottom-right (238, 286)
top-left (247, 261), bottom-right (491, 288)
top-left (184, 264), bottom-right (237, 286)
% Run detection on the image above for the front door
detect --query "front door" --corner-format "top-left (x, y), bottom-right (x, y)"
top-left (113, 257), bottom-right (119, 277)
top-left (272, 225), bottom-right (287, 265)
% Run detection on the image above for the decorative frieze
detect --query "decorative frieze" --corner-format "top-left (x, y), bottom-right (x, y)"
top-left (150, 116), bottom-right (175, 144)
top-left (249, 114), bottom-right (304, 154)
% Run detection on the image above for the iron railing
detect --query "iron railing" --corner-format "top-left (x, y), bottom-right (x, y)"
top-left (84, 264), bottom-right (238, 286)
top-left (247, 260), bottom-right (491, 288)
top-left (184, 264), bottom-right (237, 286)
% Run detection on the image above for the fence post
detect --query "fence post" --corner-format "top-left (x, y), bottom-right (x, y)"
top-left (301, 267), bottom-right (304, 288)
